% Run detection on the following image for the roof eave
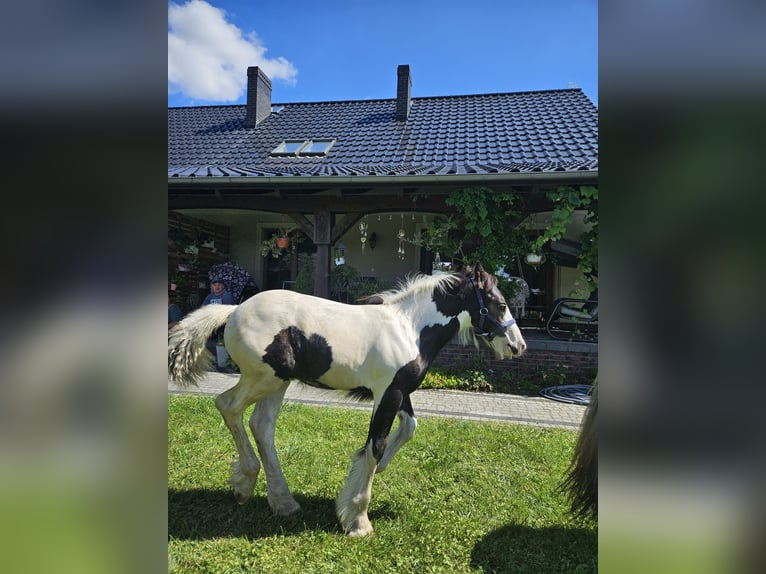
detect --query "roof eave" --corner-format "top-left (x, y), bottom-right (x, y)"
top-left (167, 170), bottom-right (598, 188)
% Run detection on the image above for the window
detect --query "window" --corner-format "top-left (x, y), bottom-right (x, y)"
top-left (270, 139), bottom-right (336, 157)
top-left (271, 140), bottom-right (306, 155)
top-left (301, 139), bottom-right (335, 155)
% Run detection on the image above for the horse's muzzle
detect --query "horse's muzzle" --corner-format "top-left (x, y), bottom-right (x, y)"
top-left (504, 324), bottom-right (527, 357)
top-left (508, 339), bottom-right (527, 356)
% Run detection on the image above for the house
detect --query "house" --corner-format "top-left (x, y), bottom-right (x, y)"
top-left (169, 65), bottom-right (597, 339)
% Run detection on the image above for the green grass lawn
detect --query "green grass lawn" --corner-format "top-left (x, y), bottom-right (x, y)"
top-left (169, 395), bottom-right (596, 573)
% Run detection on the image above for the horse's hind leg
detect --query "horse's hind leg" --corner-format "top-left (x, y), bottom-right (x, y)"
top-left (337, 387), bottom-right (403, 536)
top-left (249, 382), bottom-right (301, 516)
top-left (214, 375), bottom-right (266, 505)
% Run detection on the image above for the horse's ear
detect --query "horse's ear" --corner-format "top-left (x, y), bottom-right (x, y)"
top-left (451, 259), bottom-right (466, 274)
top-left (473, 262), bottom-right (486, 283)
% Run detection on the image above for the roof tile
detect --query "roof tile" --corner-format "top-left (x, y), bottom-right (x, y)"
top-left (169, 89), bottom-right (597, 178)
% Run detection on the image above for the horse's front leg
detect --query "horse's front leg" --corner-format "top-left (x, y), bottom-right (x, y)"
top-left (336, 387), bottom-right (402, 536)
top-left (376, 394), bottom-right (417, 473)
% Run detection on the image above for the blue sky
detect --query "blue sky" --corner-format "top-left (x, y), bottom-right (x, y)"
top-left (168, 0), bottom-right (597, 107)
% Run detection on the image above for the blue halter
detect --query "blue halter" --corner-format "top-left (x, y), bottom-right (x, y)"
top-left (470, 278), bottom-right (516, 341)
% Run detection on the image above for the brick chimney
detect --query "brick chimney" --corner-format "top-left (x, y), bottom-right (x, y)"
top-left (396, 64), bottom-right (411, 122)
top-left (244, 66), bottom-right (272, 128)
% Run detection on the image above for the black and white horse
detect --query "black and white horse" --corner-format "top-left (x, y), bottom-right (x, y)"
top-left (169, 263), bottom-right (526, 536)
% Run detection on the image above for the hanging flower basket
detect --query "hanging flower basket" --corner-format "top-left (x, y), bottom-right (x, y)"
top-left (524, 253), bottom-right (544, 266)
top-left (261, 229), bottom-right (303, 259)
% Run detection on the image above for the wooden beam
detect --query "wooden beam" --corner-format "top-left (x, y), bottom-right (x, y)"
top-left (286, 212), bottom-right (314, 239)
top-left (168, 193), bottom-right (453, 213)
top-left (331, 213), bottom-right (365, 244)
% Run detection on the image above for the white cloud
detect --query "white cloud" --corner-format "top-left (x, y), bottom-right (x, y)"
top-left (168, 1), bottom-right (297, 102)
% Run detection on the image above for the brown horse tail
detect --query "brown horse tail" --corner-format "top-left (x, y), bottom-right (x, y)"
top-left (561, 378), bottom-right (598, 519)
top-left (168, 304), bottom-right (238, 387)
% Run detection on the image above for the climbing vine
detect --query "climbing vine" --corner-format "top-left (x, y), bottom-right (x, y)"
top-left (532, 185), bottom-right (598, 292)
top-left (411, 184), bottom-right (598, 292)
top-left (411, 186), bottom-right (531, 273)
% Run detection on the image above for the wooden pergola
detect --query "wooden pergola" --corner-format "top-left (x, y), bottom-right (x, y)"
top-left (168, 171), bottom-right (596, 298)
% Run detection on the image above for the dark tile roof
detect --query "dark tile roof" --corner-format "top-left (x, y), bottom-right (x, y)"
top-left (168, 89), bottom-right (597, 179)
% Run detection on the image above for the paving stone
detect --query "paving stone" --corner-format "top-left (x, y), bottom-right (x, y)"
top-left (168, 372), bottom-right (586, 430)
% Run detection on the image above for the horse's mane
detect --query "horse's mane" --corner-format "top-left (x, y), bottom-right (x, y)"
top-left (360, 266), bottom-right (497, 349)
top-left (359, 265), bottom-right (498, 308)
top-left (368, 273), bottom-right (458, 306)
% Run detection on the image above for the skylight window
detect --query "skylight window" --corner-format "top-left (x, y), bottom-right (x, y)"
top-left (270, 139), bottom-right (336, 157)
top-left (272, 140), bottom-right (306, 155)
top-left (301, 139), bottom-right (335, 155)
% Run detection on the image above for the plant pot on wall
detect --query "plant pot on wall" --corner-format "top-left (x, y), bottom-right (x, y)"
top-left (276, 237), bottom-right (290, 249)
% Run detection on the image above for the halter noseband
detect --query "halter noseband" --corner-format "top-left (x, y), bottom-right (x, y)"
top-left (470, 277), bottom-right (516, 341)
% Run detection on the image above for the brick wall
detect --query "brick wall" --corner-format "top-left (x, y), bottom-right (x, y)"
top-left (433, 343), bottom-right (597, 379)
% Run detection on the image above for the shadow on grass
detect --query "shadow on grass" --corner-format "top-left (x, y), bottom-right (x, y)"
top-left (168, 488), bottom-right (397, 539)
top-left (470, 523), bottom-right (597, 574)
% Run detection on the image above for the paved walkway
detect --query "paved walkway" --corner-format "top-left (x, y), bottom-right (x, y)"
top-left (168, 372), bottom-right (586, 430)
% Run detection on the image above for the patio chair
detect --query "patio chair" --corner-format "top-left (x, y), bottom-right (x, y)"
top-left (545, 296), bottom-right (598, 342)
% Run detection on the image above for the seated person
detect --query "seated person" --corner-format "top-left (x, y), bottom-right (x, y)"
top-left (203, 278), bottom-right (234, 305)
top-left (168, 294), bottom-right (183, 330)
top-left (203, 278), bottom-right (234, 358)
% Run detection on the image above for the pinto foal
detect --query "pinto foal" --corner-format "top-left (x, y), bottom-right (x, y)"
top-left (169, 264), bottom-right (526, 536)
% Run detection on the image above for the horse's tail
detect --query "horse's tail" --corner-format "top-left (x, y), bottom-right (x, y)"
top-left (561, 378), bottom-right (598, 520)
top-left (168, 304), bottom-right (238, 387)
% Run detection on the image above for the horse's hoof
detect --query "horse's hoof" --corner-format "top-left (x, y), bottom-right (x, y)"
top-left (229, 460), bottom-right (259, 505)
top-left (229, 476), bottom-right (257, 505)
top-left (269, 497), bottom-right (301, 516)
top-left (347, 524), bottom-right (374, 537)
top-left (233, 491), bottom-right (252, 505)
top-left (345, 516), bottom-right (374, 537)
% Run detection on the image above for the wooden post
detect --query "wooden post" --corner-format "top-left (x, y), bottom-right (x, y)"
top-left (313, 210), bottom-right (332, 298)
top-left (290, 247), bottom-right (298, 280)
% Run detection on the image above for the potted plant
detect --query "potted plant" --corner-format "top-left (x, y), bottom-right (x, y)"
top-left (330, 263), bottom-right (360, 302)
top-left (276, 236), bottom-right (290, 249)
top-left (294, 253), bottom-right (315, 294)
top-left (260, 228), bottom-right (303, 259)
top-left (169, 228), bottom-right (197, 254)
